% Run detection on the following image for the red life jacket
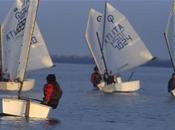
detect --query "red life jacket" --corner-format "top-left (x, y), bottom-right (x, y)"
top-left (91, 73), bottom-right (96, 84)
top-left (43, 82), bottom-right (62, 109)
top-left (90, 72), bottom-right (102, 87)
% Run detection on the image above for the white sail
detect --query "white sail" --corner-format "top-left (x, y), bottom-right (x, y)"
top-left (85, 8), bottom-right (106, 74)
top-left (1, 0), bottom-right (19, 80)
top-left (1, 0), bottom-right (39, 81)
top-left (0, 25), bottom-right (2, 72)
top-left (27, 23), bottom-right (53, 71)
top-left (164, 1), bottom-right (175, 67)
top-left (102, 3), bottom-right (153, 74)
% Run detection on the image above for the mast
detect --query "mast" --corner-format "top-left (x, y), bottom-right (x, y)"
top-left (164, 33), bottom-right (175, 72)
top-left (18, 21), bottom-right (37, 98)
top-left (18, 0), bottom-right (39, 98)
top-left (85, 8), bottom-right (106, 74)
top-left (173, 0), bottom-right (175, 71)
top-left (21, 4), bottom-right (39, 81)
top-left (100, 2), bottom-right (108, 74)
top-left (164, 0), bottom-right (175, 72)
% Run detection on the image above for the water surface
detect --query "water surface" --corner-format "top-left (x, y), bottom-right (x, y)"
top-left (0, 63), bottom-right (174, 130)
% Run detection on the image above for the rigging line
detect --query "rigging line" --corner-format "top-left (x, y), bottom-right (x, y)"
top-left (0, 25), bottom-right (2, 79)
top-left (96, 32), bottom-right (108, 74)
top-left (164, 32), bottom-right (175, 72)
top-left (101, 2), bottom-right (107, 51)
top-left (100, 2), bottom-right (109, 75)
top-left (18, 0), bottom-right (39, 98)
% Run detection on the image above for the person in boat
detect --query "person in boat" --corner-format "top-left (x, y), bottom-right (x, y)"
top-left (168, 73), bottom-right (175, 94)
top-left (103, 72), bottom-right (117, 85)
top-left (90, 66), bottom-right (102, 89)
top-left (43, 74), bottom-right (62, 109)
top-left (2, 73), bottom-right (11, 82)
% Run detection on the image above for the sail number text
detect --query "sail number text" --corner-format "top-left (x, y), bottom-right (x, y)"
top-left (5, 1), bottom-right (29, 41)
top-left (104, 24), bottom-right (132, 50)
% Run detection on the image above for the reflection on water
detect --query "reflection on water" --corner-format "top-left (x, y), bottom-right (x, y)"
top-left (0, 115), bottom-right (61, 130)
top-left (44, 118), bottom-right (61, 126)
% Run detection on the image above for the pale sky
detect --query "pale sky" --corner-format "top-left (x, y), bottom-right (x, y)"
top-left (0, 0), bottom-right (173, 59)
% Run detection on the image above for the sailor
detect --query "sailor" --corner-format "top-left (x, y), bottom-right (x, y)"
top-left (103, 72), bottom-right (117, 85)
top-left (90, 66), bottom-right (102, 89)
top-left (168, 73), bottom-right (175, 95)
top-left (2, 73), bottom-right (10, 82)
top-left (43, 74), bottom-right (62, 109)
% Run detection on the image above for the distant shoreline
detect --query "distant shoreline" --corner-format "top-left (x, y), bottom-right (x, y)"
top-left (52, 55), bottom-right (93, 65)
top-left (52, 55), bottom-right (171, 67)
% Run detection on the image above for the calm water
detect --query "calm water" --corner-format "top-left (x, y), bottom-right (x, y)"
top-left (0, 63), bottom-right (174, 130)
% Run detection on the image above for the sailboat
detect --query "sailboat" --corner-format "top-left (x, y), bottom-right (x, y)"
top-left (164, 1), bottom-right (175, 96)
top-left (1, 0), bottom-right (52, 118)
top-left (85, 3), bottom-right (154, 93)
top-left (0, 0), bottom-right (53, 91)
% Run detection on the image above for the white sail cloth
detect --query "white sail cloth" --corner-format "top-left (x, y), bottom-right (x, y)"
top-left (85, 9), bottom-right (106, 74)
top-left (1, 0), bottom-right (39, 81)
top-left (1, 0), bottom-right (53, 81)
top-left (27, 23), bottom-right (53, 71)
top-left (103, 3), bottom-right (153, 74)
top-left (85, 3), bottom-right (153, 75)
top-left (164, 1), bottom-right (175, 67)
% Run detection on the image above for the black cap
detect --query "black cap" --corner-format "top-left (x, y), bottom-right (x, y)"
top-left (172, 73), bottom-right (175, 77)
top-left (94, 66), bottom-right (98, 71)
top-left (46, 74), bottom-right (56, 82)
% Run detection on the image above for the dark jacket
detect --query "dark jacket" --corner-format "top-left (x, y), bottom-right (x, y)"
top-left (91, 72), bottom-right (102, 88)
top-left (43, 82), bottom-right (62, 109)
top-left (168, 78), bottom-right (175, 92)
top-left (103, 73), bottom-right (115, 85)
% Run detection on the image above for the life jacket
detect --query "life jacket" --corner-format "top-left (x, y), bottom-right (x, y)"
top-left (43, 82), bottom-right (62, 109)
top-left (104, 75), bottom-right (115, 85)
top-left (91, 72), bottom-right (102, 87)
top-left (168, 78), bottom-right (175, 92)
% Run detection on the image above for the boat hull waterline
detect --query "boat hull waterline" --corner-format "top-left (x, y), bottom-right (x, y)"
top-left (97, 78), bottom-right (140, 93)
top-left (0, 79), bottom-right (35, 91)
top-left (1, 97), bottom-right (51, 119)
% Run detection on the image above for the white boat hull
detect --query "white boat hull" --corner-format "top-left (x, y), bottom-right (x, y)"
top-left (0, 79), bottom-right (35, 91)
top-left (26, 101), bottom-right (51, 118)
top-left (1, 97), bottom-right (51, 119)
top-left (2, 98), bottom-right (26, 116)
top-left (171, 89), bottom-right (175, 96)
top-left (97, 77), bottom-right (140, 93)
